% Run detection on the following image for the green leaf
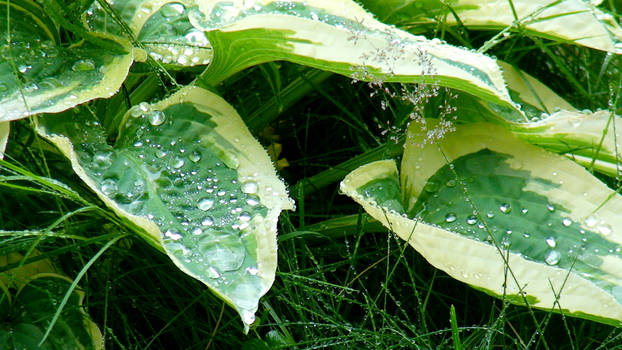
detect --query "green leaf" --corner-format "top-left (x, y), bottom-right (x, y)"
top-left (187, 0), bottom-right (521, 116)
top-left (0, 122), bottom-right (8, 159)
top-left (341, 119), bottom-right (622, 327)
top-left (85, 0), bottom-right (213, 67)
top-left (359, 0), bottom-right (622, 54)
top-left (35, 86), bottom-right (294, 331)
top-left (0, 0), bottom-right (134, 122)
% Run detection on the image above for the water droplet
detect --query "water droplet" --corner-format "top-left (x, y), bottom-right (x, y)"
top-left (242, 310), bottom-right (255, 325)
top-left (545, 237), bottom-right (556, 248)
top-left (546, 203), bottom-right (555, 212)
top-left (189, 150), bottom-right (201, 163)
top-left (172, 156), bottom-right (185, 168)
top-left (598, 223), bottom-right (612, 236)
top-left (192, 228), bottom-right (203, 235)
top-left (521, 208), bottom-right (528, 214)
top-left (101, 178), bottom-right (118, 196)
top-left (499, 203), bottom-right (511, 214)
top-left (486, 212), bottom-right (495, 218)
top-left (198, 198), bottom-right (214, 211)
top-left (523, 233), bottom-right (531, 238)
top-left (562, 218), bottom-right (572, 227)
top-left (201, 217), bottom-right (214, 226)
top-left (72, 59), bottom-right (95, 72)
top-left (201, 235), bottom-right (245, 271)
top-left (241, 181), bottom-right (258, 194)
top-left (207, 267), bottom-right (220, 278)
top-left (445, 179), bottom-right (456, 187)
top-left (246, 266), bottom-right (259, 275)
top-left (466, 215), bottom-right (477, 225)
top-left (584, 215), bottom-right (598, 227)
top-left (239, 212), bottom-right (251, 222)
top-left (545, 250), bottom-right (561, 265)
top-left (148, 110), bottom-right (166, 126)
top-left (93, 151), bottom-right (113, 168)
top-left (165, 229), bottom-right (182, 241)
top-left (246, 195), bottom-right (260, 206)
top-left (445, 213), bottom-right (457, 223)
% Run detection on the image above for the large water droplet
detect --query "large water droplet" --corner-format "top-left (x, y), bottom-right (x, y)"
top-left (445, 213), bottom-right (457, 223)
top-left (545, 237), bottom-right (556, 248)
top-left (72, 59), bottom-right (95, 72)
top-left (198, 198), bottom-right (214, 211)
top-left (201, 235), bottom-right (245, 271)
top-left (172, 156), bottom-right (185, 168)
top-left (241, 309), bottom-right (256, 325)
top-left (201, 216), bottom-right (214, 226)
top-left (239, 212), bottom-right (251, 222)
top-left (562, 218), bottom-right (572, 227)
top-left (148, 110), bottom-right (166, 126)
top-left (499, 203), bottom-right (511, 214)
top-left (545, 250), bottom-right (561, 265)
top-left (246, 195), bottom-right (260, 206)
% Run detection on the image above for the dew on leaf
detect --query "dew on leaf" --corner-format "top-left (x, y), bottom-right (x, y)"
top-left (201, 235), bottom-right (246, 271)
top-left (148, 110), bottom-right (166, 126)
top-left (160, 2), bottom-right (185, 17)
top-left (241, 181), bottom-right (258, 194)
top-left (172, 156), bottom-right (185, 168)
top-left (445, 213), bottom-right (457, 223)
top-left (164, 229), bottom-right (182, 241)
top-left (545, 237), bottom-right (556, 248)
top-left (189, 150), bottom-right (202, 162)
top-left (100, 178), bottom-right (118, 196)
top-left (562, 218), bottom-right (572, 227)
top-left (246, 195), bottom-right (260, 206)
top-left (239, 212), bottom-right (252, 222)
top-left (201, 217), bottom-right (214, 226)
top-left (198, 198), bottom-right (214, 211)
top-left (545, 250), bottom-right (561, 265)
top-left (72, 59), bottom-right (95, 72)
top-left (466, 215), bottom-right (477, 225)
top-left (499, 203), bottom-right (511, 214)
top-left (598, 223), bottom-right (612, 236)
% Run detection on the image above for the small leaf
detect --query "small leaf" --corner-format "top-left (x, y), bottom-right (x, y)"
top-left (0, 1), bottom-right (134, 122)
top-left (360, 0), bottom-right (622, 54)
top-left (36, 86), bottom-right (294, 331)
top-left (342, 120), bottom-right (622, 326)
top-left (188, 0), bottom-right (521, 115)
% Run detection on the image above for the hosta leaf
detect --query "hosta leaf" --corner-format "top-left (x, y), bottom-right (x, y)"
top-left (85, 0), bottom-right (212, 67)
top-left (0, 122), bottom-right (8, 159)
top-left (188, 0), bottom-right (521, 115)
top-left (341, 120), bottom-right (622, 326)
top-left (0, 0), bottom-right (134, 122)
top-left (512, 110), bottom-right (622, 177)
top-left (359, 0), bottom-right (622, 54)
top-left (0, 253), bottom-right (102, 350)
top-left (35, 86), bottom-right (294, 331)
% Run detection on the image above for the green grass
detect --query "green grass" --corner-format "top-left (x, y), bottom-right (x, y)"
top-left (2, 1), bottom-right (622, 349)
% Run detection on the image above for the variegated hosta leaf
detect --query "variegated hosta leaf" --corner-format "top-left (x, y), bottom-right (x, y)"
top-left (35, 86), bottom-right (294, 331)
top-left (0, 253), bottom-right (103, 350)
top-left (512, 110), bottom-right (622, 177)
top-left (341, 120), bottom-right (622, 326)
top-left (186, 0), bottom-right (521, 116)
top-left (85, 0), bottom-right (212, 67)
top-left (0, 122), bottom-right (8, 159)
top-left (359, 0), bottom-right (622, 54)
top-left (0, 0), bottom-right (134, 122)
